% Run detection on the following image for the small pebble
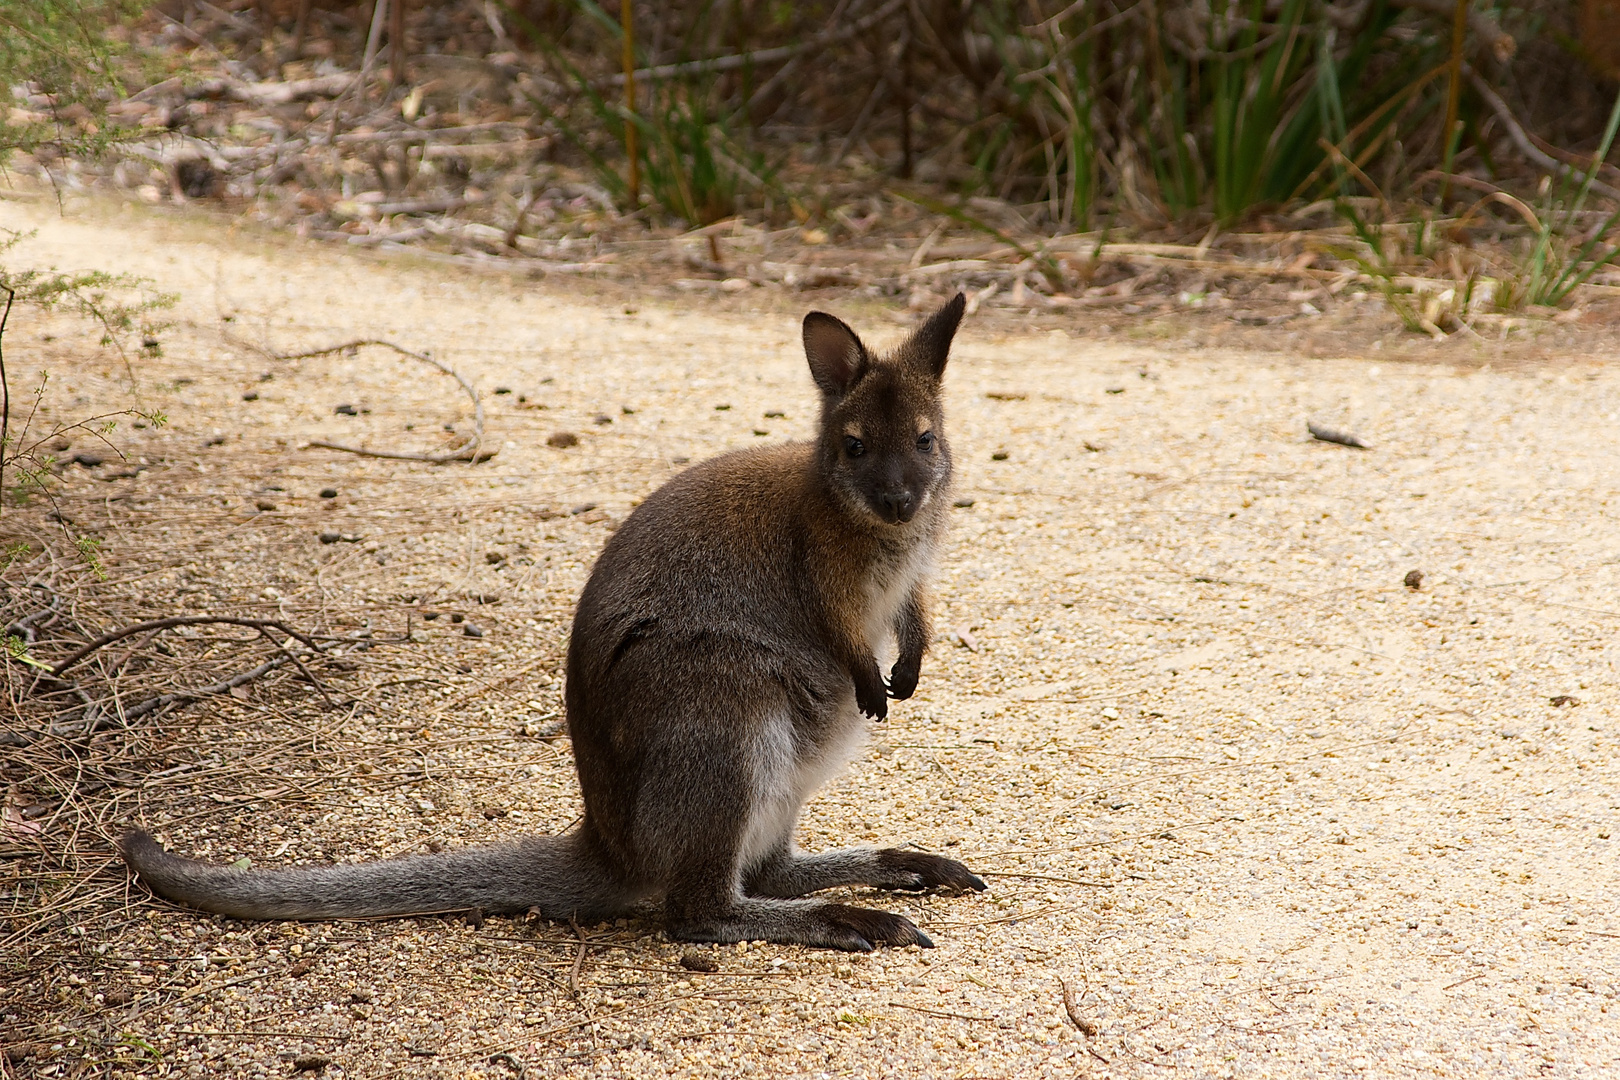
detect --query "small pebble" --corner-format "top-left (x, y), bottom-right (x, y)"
top-left (991, 451), bottom-right (1009, 461)
top-left (242, 391), bottom-right (259, 401)
top-left (291, 1057), bottom-right (329, 1073)
top-left (255, 499), bottom-right (276, 512)
top-left (72, 453), bottom-right (104, 468)
top-left (953, 498), bottom-right (976, 508)
top-left (593, 414), bottom-right (613, 425)
top-left (463, 624), bottom-right (484, 638)
top-left (318, 531), bottom-right (341, 544)
top-left (494, 386), bottom-right (512, 395)
top-left (334, 404), bottom-right (358, 416)
top-left (680, 951), bottom-right (719, 973)
top-left (547, 431), bottom-right (580, 448)
top-left (1403, 569), bottom-right (1424, 589)
top-left (570, 503), bottom-right (597, 515)
top-left (319, 488), bottom-right (338, 499)
top-left (422, 611), bottom-right (440, 621)
top-left (450, 613), bottom-right (465, 624)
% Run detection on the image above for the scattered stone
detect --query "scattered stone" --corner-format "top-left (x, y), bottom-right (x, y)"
top-left (1403, 569), bottom-right (1424, 589)
top-left (256, 499), bottom-right (276, 512)
top-left (72, 452), bottom-right (104, 468)
top-left (485, 550), bottom-right (507, 564)
top-left (951, 624), bottom-right (980, 652)
top-left (578, 509), bottom-right (610, 525)
top-left (318, 531), bottom-right (341, 544)
top-left (1308, 420), bottom-right (1371, 448)
top-left (764, 410), bottom-right (785, 418)
top-left (1104, 386), bottom-right (1125, 394)
top-left (593, 414), bottom-right (612, 425)
top-left (422, 611), bottom-right (440, 621)
top-left (547, 431), bottom-right (579, 448)
top-left (291, 1055), bottom-right (330, 1073)
top-left (287, 959), bottom-right (314, 977)
top-left (349, 989), bottom-right (374, 1004)
top-left (482, 807), bottom-right (509, 819)
top-left (1549, 695), bottom-right (1579, 707)
top-left (242, 390), bottom-right (259, 401)
top-left (463, 623), bottom-right (485, 638)
top-left (953, 498), bottom-right (976, 508)
top-left (570, 503), bottom-right (597, 515)
top-left (494, 386), bottom-right (512, 395)
top-left (991, 451), bottom-right (1009, 461)
top-left (680, 951), bottom-right (719, 973)
top-left (464, 907), bottom-right (486, 930)
top-left (450, 613), bottom-right (465, 623)
top-left (319, 488), bottom-right (338, 499)
top-left (622, 405), bottom-right (636, 414)
top-left (334, 404), bottom-right (358, 416)
top-left (714, 403), bottom-right (731, 411)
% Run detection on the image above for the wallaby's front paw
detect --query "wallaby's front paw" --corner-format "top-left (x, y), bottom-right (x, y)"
top-left (887, 656), bottom-right (921, 700)
top-left (854, 663), bottom-right (888, 720)
top-left (876, 849), bottom-right (988, 893)
top-left (816, 903), bottom-right (933, 951)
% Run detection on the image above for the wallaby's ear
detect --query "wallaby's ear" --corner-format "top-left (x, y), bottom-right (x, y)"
top-left (903, 292), bottom-right (967, 379)
top-left (803, 311), bottom-right (868, 397)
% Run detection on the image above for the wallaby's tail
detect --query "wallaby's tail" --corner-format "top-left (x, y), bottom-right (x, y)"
top-left (119, 828), bottom-right (633, 921)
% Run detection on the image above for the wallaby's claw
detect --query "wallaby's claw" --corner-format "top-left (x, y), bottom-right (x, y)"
top-left (854, 663), bottom-right (889, 719)
top-left (876, 849), bottom-right (988, 893)
top-left (886, 658), bottom-right (920, 700)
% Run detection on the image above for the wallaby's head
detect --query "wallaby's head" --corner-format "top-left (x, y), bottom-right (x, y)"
top-left (802, 293), bottom-right (966, 527)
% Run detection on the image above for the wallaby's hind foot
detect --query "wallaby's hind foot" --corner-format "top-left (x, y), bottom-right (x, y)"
top-left (668, 896), bottom-right (933, 952)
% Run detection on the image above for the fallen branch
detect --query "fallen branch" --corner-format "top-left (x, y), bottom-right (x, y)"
top-left (121, 654), bottom-right (291, 723)
top-left (1467, 69), bottom-right (1620, 203)
top-left (1059, 978), bottom-right (1098, 1037)
top-left (50, 615), bottom-right (322, 678)
top-left (278, 340), bottom-right (494, 464)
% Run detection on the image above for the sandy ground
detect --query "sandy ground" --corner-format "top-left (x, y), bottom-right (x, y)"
top-left (3, 193), bottom-right (1618, 1079)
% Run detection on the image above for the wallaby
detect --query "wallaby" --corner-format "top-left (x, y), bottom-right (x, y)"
top-left (121, 293), bottom-right (984, 951)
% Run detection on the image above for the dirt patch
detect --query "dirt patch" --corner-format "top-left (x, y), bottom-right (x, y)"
top-left (2, 193), bottom-right (1617, 1078)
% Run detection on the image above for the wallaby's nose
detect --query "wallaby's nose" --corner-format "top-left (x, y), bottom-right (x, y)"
top-left (880, 490), bottom-right (916, 523)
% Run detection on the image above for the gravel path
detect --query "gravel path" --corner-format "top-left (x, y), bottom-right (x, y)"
top-left (4, 194), bottom-right (1617, 1079)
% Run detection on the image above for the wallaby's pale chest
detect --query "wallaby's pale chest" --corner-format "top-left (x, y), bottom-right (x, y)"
top-left (862, 534), bottom-right (937, 667)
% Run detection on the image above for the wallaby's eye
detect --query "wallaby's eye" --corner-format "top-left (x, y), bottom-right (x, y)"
top-left (916, 431), bottom-right (935, 453)
top-left (843, 436), bottom-right (865, 458)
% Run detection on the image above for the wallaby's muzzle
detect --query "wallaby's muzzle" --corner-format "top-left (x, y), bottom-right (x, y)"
top-left (879, 489), bottom-right (917, 523)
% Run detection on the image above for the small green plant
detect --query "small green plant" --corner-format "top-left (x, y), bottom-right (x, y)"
top-left (0, 0), bottom-right (147, 163)
top-left (1518, 86), bottom-right (1620, 308)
